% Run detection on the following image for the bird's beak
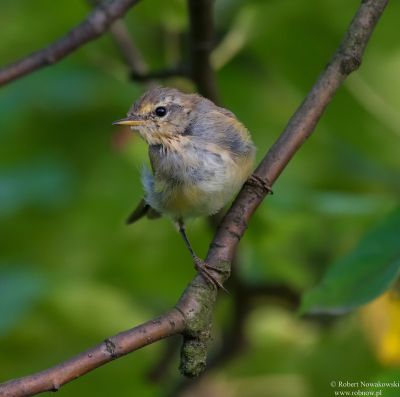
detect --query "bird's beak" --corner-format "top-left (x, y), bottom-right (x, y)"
top-left (112, 116), bottom-right (145, 126)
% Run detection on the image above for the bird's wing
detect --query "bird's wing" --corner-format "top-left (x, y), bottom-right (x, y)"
top-left (126, 199), bottom-right (162, 224)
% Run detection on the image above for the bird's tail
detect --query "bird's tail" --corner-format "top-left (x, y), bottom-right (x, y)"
top-left (126, 199), bottom-right (161, 224)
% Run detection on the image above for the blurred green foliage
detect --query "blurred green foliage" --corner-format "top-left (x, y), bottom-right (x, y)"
top-left (1, 0), bottom-right (400, 396)
top-left (301, 208), bottom-right (400, 315)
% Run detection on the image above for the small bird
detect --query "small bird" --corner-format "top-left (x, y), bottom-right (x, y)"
top-left (113, 87), bottom-right (256, 289)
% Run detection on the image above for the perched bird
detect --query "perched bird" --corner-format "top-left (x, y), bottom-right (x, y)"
top-left (113, 87), bottom-right (256, 289)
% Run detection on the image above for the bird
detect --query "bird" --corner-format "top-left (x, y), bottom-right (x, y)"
top-left (113, 87), bottom-right (256, 289)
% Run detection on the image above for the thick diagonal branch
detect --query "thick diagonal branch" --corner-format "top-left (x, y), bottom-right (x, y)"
top-left (0, 0), bottom-right (388, 396)
top-left (206, 0), bottom-right (389, 266)
top-left (0, 0), bottom-right (141, 87)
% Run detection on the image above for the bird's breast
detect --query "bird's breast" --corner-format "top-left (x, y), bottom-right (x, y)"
top-left (146, 140), bottom-right (254, 218)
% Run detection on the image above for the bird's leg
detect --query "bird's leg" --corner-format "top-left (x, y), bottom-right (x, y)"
top-left (177, 220), bottom-right (227, 291)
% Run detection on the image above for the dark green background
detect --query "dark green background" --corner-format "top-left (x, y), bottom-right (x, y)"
top-left (1, 0), bottom-right (400, 396)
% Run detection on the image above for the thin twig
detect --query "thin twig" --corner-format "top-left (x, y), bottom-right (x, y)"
top-left (86, 0), bottom-right (149, 77)
top-left (187, 0), bottom-right (220, 103)
top-left (0, 0), bottom-right (388, 396)
top-left (109, 20), bottom-right (149, 75)
top-left (0, 0), bottom-right (141, 87)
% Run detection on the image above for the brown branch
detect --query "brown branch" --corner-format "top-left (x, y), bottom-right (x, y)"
top-left (187, 0), bottom-right (220, 103)
top-left (0, 310), bottom-right (185, 397)
top-left (0, 0), bottom-right (388, 395)
top-left (0, 0), bottom-right (141, 87)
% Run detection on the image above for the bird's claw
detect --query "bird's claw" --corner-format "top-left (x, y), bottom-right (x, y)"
top-left (193, 257), bottom-right (229, 293)
top-left (248, 174), bottom-right (273, 195)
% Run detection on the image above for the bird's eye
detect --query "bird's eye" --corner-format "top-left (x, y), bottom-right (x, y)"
top-left (154, 106), bottom-right (167, 117)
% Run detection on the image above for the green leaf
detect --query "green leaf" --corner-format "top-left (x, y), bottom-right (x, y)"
top-left (300, 208), bottom-right (400, 315)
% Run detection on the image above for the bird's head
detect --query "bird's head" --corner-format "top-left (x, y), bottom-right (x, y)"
top-left (113, 87), bottom-right (200, 146)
